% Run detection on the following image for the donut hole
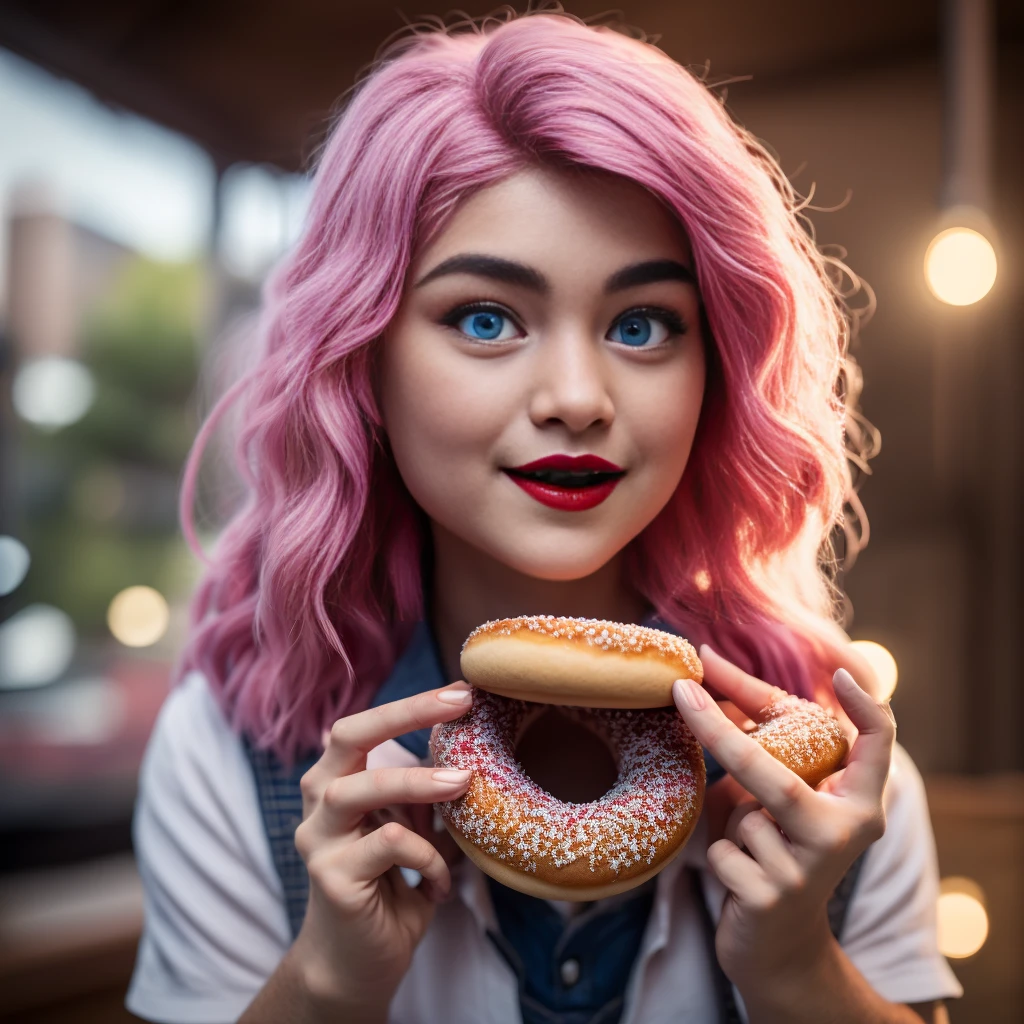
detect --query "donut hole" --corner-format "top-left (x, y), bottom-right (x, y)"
top-left (513, 706), bottom-right (618, 803)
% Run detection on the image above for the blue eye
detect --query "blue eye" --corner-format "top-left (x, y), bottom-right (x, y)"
top-left (608, 313), bottom-right (671, 348)
top-left (608, 308), bottom-right (686, 348)
top-left (456, 309), bottom-right (517, 342)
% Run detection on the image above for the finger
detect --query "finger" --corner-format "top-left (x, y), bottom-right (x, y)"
top-left (724, 800), bottom-right (765, 847)
top-left (820, 635), bottom-right (883, 702)
top-left (831, 668), bottom-right (895, 800)
top-left (719, 701), bottom-right (756, 730)
top-left (346, 820), bottom-right (452, 897)
top-left (318, 767), bottom-right (471, 835)
top-left (320, 684), bottom-right (473, 778)
top-left (706, 838), bottom-right (775, 906)
top-left (674, 677), bottom-right (812, 834)
top-left (698, 645), bottom-right (785, 722)
top-left (725, 803), bottom-right (803, 891)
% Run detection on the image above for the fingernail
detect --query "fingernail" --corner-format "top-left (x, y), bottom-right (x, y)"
top-left (698, 643), bottom-right (715, 659)
top-left (674, 677), bottom-right (707, 712)
top-left (437, 688), bottom-right (473, 705)
top-left (432, 768), bottom-right (471, 784)
top-left (833, 668), bottom-right (858, 690)
top-left (321, 729), bottom-right (331, 749)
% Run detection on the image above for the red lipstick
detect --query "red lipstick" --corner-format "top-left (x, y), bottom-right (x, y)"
top-left (503, 454), bottom-right (626, 512)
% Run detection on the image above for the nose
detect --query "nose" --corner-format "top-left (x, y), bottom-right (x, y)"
top-left (527, 328), bottom-right (615, 434)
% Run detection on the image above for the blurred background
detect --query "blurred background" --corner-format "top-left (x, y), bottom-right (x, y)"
top-left (0, 1), bottom-right (1019, 1021)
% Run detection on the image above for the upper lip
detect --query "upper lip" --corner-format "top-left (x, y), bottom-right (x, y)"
top-left (507, 454), bottom-right (625, 474)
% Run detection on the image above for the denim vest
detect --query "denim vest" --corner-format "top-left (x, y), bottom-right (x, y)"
top-left (245, 618), bottom-right (865, 1024)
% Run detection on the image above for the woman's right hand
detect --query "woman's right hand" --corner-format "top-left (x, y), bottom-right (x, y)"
top-left (285, 683), bottom-right (474, 1020)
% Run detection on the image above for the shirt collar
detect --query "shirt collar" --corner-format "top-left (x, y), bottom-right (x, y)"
top-left (372, 613), bottom-right (724, 785)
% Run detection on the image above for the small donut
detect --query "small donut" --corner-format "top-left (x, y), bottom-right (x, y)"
top-left (430, 689), bottom-right (705, 900)
top-left (460, 615), bottom-right (702, 707)
top-left (749, 695), bottom-right (848, 789)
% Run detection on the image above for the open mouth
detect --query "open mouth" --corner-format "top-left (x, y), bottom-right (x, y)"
top-left (505, 466), bottom-right (625, 488)
top-left (503, 454), bottom-right (626, 512)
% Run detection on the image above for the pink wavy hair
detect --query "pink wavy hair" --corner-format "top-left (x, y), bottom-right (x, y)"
top-left (179, 11), bottom-right (875, 761)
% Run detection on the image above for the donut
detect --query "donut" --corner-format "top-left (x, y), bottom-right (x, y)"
top-left (460, 615), bottom-right (703, 707)
top-left (430, 689), bottom-right (705, 900)
top-left (747, 695), bottom-right (848, 789)
top-left (431, 615), bottom-right (848, 899)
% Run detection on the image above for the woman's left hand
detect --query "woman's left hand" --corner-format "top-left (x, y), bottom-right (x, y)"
top-left (672, 645), bottom-right (897, 999)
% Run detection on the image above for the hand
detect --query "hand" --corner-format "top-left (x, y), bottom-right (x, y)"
top-left (362, 741), bottom-right (466, 876)
top-left (673, 646), bottom-right (896, 1000)
top-left (288, 684), bottom-right (475, 1019)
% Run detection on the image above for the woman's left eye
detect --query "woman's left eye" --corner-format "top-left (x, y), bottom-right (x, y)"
top-left (607, 311), bottom-right (680, 348)
top-left (454, 309), bottom-right (519, 342)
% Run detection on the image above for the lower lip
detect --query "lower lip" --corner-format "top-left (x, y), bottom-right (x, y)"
top-left (504, 472), bottom-right (623, 512)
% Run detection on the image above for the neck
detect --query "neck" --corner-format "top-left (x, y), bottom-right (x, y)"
top-left (428, 523), bottom-right (648, 683)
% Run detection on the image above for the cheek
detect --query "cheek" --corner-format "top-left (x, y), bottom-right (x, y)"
top-left (627, 348), bottom-right (706, 489)
top-left (379, 334), bottom-right (507, 511)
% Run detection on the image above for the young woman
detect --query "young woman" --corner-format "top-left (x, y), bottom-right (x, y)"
top-left (126, 12), bottom-right (960, 1024)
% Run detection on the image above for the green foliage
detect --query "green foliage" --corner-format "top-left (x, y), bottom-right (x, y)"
top-left (83, 258), bottom-right (202, 404)
top-left (18, 520), bottom-right (197, 633)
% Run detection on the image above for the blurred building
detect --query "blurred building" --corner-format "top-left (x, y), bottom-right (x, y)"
top-left (5, 186), bottom-right (134, 362)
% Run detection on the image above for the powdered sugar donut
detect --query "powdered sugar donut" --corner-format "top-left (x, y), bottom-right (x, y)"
top-left (430, 689), bottom-right (705, 900)
top-left (748, 695), bottom-right (848, 789)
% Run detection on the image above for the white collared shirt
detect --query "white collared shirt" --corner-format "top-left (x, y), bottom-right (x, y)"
top-left (126, 672), bottom-right (962, 1023)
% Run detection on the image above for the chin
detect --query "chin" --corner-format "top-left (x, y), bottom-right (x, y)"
top-left (493, 536), bottom-right (626, 583)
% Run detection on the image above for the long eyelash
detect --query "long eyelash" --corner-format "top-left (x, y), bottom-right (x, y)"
top-left (616, 305), bottom-right (688, 337)
top-left (438, 302), bottom-right (687, 339)
top-left (439, 301), bottom-right (519, 330)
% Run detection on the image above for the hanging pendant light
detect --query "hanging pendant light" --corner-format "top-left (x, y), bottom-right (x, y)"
top-left (925, 0), bottom-right (998, 306)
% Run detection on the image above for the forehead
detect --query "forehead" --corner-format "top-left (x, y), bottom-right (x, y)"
top-left (414, 166), bottom-right (693, 276)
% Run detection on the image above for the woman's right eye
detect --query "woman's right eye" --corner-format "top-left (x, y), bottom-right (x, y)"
top-left (450, 307), bottom-right (520, 342)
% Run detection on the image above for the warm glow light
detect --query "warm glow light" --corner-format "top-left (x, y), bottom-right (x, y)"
top-left (937, 877), bottom-right (989, 958)
top-left (850, 640), bottom-right (899, 701)
top-left (925, 227), bottom-right (997, 305)
top-left (107, 586), bottom-right (170, 647)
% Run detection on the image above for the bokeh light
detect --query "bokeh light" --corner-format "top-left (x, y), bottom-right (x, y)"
top-left (937, 877), bottom-right (989, 959)
top-left (12, 356), bottom-right (96, 429)
top-left (0, 603), bottom-right (76, 688)
top-left (0, 535), bottom-right (31, 596)
top-left (850, 640), bottom-right (899, 701)
top-left (107, 585), bottom-right (170, 647)
top-left (924, 227), bottom-right (998, 305)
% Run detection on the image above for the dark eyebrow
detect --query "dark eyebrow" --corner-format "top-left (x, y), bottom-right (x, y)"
top-left (604, 259), bottom-right (697, 292)
top-left (414, 254), bottom-right (549, 293)
top-left (414, 254), bottom-right (697, 295)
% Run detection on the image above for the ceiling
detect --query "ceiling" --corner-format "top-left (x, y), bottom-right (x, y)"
top-left (0, 0), bottom-right (1018, 172)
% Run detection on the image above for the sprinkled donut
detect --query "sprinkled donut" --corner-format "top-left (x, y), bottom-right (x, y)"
top-left (431, 615), bottom-right (848, 899)
top-left (430, 689), bottom-right (705, 900)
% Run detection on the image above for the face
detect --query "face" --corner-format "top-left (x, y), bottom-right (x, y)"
top-left (379, 167), bottom-right (706, 582)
